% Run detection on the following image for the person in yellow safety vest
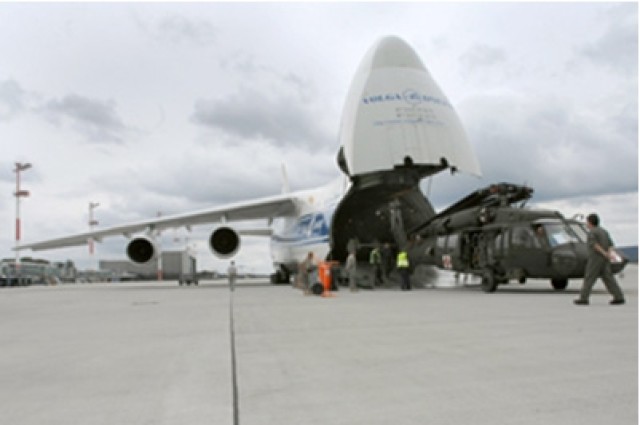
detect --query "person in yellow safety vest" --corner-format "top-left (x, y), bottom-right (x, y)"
top-left (397, 250), bottom-right (411, 291)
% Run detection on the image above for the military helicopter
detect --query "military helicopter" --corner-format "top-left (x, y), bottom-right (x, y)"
top-left (407, 183), bottom-right (628, 293)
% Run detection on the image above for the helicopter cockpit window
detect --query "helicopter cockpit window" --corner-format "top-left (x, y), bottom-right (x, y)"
top-left (541, 222), bottom-right (581, 246)
top-left (568, 222), bottom-right (588, 243)
top-left (512, 226), bottom-right (537, 248)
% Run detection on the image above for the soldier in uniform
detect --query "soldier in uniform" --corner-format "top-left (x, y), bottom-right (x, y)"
top-left (574, 213), bottom-right (625, 306)
top-left (298, 252), bottom-right (316, 294)
top-left (369, 243), bottom-right (383, 286)
top-left (345, 250), bottom-right (358, 292)
top-left (380, 243), bottom-right (393, 280)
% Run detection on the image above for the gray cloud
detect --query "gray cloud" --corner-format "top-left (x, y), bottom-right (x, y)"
top-left (191, 83), bottom-right (332, 149)
top-left (578, 3), bottom-right (638, 75)
top-left (0, 79), bottom-right (27, 121)
top-left (157, 14), bottom-right (216, 46)
top-left (134, 12), bottom-right (217, 47)
top-left (426, 92), bottom-right (637, 208)
top-left (459, 44), bottom-right (507, 71)
top-left (0, 161), bottom-right (15, 184)
top-left (86, 135), bottom-right (339, 220)
top-left (140, 150), bottom-right (282, 207)
top-left (193, 49), bottom-right (336, 149)
top-left (39, 94), bottom-right (127, 144)
top-left (158, 147), bottom-right (331, 204)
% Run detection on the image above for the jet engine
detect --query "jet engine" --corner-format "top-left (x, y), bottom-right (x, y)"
top-left (209, 226), bottom-right (241, 258)
top-left (126, 236), bottom-right (158, 264)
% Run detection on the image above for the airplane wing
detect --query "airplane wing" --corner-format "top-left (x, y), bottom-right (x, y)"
top-left (17, 194), bottom-right (298, 251)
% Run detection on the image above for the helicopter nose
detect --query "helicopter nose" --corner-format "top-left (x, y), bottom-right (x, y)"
top-left (551, 246), bottom-right (578, 276)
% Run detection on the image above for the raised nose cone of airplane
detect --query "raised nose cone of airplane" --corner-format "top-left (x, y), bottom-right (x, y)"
top-left (339, 36), bottom-right (481, 177)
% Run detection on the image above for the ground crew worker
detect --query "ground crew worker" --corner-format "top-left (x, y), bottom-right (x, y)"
top-left (227, 261), bottom-right (238, 291)
top-left (574, 213), bottom-right (625, 306)
top-left (397, 249), bottom-right (411, 291)
top-left (381, 243), bottom-right (393, 280)
top-left (345, 251), bottom-right (358, 292)
top-left (369, 244), bottom-right (383, 286)
top-left (298, 252), bottom-right (315, 294)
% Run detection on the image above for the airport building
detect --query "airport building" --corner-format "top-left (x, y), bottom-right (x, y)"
top-left (0, 258), bottom-right (77, 286)
top-left (99, 249), bottom-right (197, 282)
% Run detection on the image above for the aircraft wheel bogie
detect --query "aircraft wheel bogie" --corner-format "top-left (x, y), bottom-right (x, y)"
top-left (270, 267), bottom-right (291, 285)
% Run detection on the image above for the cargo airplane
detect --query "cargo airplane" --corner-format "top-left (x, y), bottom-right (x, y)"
top-left (17, 36), bottom-right (481, 284)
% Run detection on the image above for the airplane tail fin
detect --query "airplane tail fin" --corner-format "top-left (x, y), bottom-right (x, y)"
top-left (281, 163), bottom-right (291, 194)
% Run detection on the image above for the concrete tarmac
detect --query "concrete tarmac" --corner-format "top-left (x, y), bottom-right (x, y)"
top-left (0, 266), bottom-right (637, 425)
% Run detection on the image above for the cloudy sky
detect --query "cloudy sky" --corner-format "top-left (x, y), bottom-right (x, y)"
top-left (1, 2), bottom-right (637, 273)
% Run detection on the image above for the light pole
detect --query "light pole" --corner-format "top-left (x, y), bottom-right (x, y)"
top-left (14, 162), bottom-right (32, 279)
top-left (88, 202), bottom-right (100, 270)
top-left (156, 211), bottom-right (163, 281)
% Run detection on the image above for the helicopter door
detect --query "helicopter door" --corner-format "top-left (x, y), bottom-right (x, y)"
top-left (460, 230), bottom-right (491, 270)
top-left (458, 231), bottom-right (475, 269)
top-left (509, 225), bottom-right (550, 277)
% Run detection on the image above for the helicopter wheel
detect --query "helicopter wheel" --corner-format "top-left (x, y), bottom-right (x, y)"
top-left (551, 278), bottom-right (568, 291)
top-left (481, 270), bottom-right (498, 293)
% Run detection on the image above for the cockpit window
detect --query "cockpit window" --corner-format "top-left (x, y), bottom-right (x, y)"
top-left (542, 222), bottom-right (582, 246)
top-left (568, 222), bottom-right (588, 243)
top-left (512, 226), bottom-right (537, 248)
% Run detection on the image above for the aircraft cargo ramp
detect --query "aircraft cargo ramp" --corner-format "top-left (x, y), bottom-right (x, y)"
top-left (0, 266), bottom-right (636, 425)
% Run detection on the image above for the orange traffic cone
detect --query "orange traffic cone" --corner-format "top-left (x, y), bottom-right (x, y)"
top-left (319, 261), bottom-right (337, 298)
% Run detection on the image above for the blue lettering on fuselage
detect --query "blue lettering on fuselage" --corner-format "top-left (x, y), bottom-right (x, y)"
top-left (271, 212), bottom-right (330, 247)
top-left (362, 88), bottom-right (451, 108)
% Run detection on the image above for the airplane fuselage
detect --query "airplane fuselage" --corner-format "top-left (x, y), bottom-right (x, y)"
top-left (269, 178), bottom-right (344, 275)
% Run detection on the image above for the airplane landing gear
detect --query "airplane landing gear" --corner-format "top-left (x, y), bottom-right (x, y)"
top-left (270, 266), bottom-right (291, 285)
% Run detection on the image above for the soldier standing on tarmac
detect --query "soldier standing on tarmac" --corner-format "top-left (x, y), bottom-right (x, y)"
top-left (346, 250), bottom-right (358, 292)
top-left (381, 243), bottom-right (393, 281)
top-left (370, 243), bottom-right (384, 286)
top-left (574, 213), bottom-right (625, 306)
top-left (298, 252), bottom-right (315, 294)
